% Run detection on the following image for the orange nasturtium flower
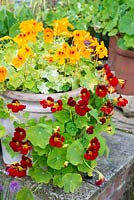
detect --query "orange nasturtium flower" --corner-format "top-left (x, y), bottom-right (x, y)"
top-left (44, 28), bottom-right (54, 43)
top-left (0, 66), bottom-right (7, 82)
top-left (68, 46), bottom-right (80, 64)
top-left (19, 19), bottom-right (43, 34)
top-left (53, 18), bottom-right (74, 37)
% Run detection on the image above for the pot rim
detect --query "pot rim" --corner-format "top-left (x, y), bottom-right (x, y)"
top-left (110, 36), bottom-right (134, 58)
top-left (3, 88), bottom-right (82, 102)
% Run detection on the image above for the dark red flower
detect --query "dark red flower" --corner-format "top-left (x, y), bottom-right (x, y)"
top-left (80, 88), bottom-right (90, 103)
top-left (9, 138), bottom-right (22, 152)
top-left (103, 63), bottom-right (111, 74)
top-left (75, 99), bottom-right (90, 116)
top-left (96, 85), bottom-right (108, 98)
top-left (19, 141), bottom-right (32, 155)
top-left (99, 117), bottom-right (106, 124)
top-left (7, 99), bottom-right (26, 113)
top-left (40, 97), bottom-right (54, 108)
top-left (116, 96), bottom-right (128, 107)
top-left (95, 176), bottom-right (106, 187)
top-left (86, 126), bottom-right (94, 134)
top-left (6, 163), bottom-right (27, 177)
top-left (51, 99), bottom-right (62, 112)
top-left (106, 72), bottom-right (118, 87)
top-left (84, 147), bottom-right (98, 160)
top-left (14, 127), bottom-right (26, 141)
top-left (20, 155), bottom-right (32, 168)
top-left (67, 97), bottom-right (76, 106)
top-left (49, 132), bottom-right (64, 148)
top-left (90, 137), bottom-right (100, 151)
top-left (100, 101), bottom-right (113, 115)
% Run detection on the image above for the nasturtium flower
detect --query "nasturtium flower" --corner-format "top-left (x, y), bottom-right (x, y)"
top-left (75, 99), bottom-right (90, 116)
top-left (100, 101), bottom-right (113, 115)
top-left (90, 137), bottom-right (100, 151)
top-left (12, 53), bottom-right (26, 68)
top-left (44, 28), bottom-right (53, 43)
top-left (116, 96), bottom-right (128, 107)
top-left (67, 97), bottom-right (76, 106)
top-left (6, 163), bottom-right (27, 177)
top-left (7, 99), bottom-right (26, 112)
top-left (40, 97), bottom-right (54, 108)
top-left (84, 147), bottom-right (98, 160)
top-left (95, 41), bottom-right (108, 59)
top-left (0, 66), bottom-right (7, 82)
top-left (95, 174), bottom-right (106, 187)
top-left (84, 137), bottom-right (100, 160)
top-left (53, 17), bottom-right (74, 37)
top-left (49, 132), bottom-right (64, 148)
top-left (96, 85), bottom-right (108, 98)
top-left (80, 88), bottom-right (90, 103)
top-left (20, 155), bottom-right (32, 168)
top-left (51, 100), bottom-right (62, 112)
top-left (9, 137), bottom-right (22, 152)
top-left (106, 72), bottom-right (119, 87)
top-left (14, 127), bottom-right (26, 141)
top-left (86, 126), bottom-right (94, 134)
top-left (19, 141), bottom-right (32, 155)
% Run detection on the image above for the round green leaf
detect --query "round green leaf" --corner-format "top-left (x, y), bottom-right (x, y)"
top-left (16, 187), bottom-right (34, 200)
top-left (54, 110), bottom-right (70, 123)
top-left (28, 167), bottom-right (52, 183)
top-left (47, 148), bottom-right (66, 170)
top-left (26, 124), bottom-right (52, 148)
top-left (67, 140), bottom-right (84, 165)
top-left (53, 175), bottom-right (64, 188)
top-left (66, 122), bottom-right (78, 136)
top-left (62, 173), bottom-right (82, 193)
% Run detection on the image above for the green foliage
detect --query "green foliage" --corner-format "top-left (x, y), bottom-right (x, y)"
top-left (16, 187), bottom-right (35, 200)
top-left (62, 173), bottom-right (82, 193)
top-left (0, 125), bottom-right (6, 138)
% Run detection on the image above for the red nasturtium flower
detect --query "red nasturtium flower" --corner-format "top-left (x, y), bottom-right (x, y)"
top-left (84, 137), bottom-right (100, 160)
top-left (9, 138), bottom-right (22, 152)
top-left (99, 117), bottom-right (106, 124)
top-left (90, 137), bottom-right (100, 151)
top-left (40, 97), bottom-right (54, 108)
top-left (96, 85), bottom-right (108, 98)
top-left (6, 163), bottom-right (27, 177)
top-left (116, 96), bottom-right (128, 107)
top-left (14, 127), bottom-right (26, 141)
top-left (86, 126), bottom-right (94, 134)
top-left (100, 101), bottom-right (113, 115)
top-left (7, 99), bottom-right (26, 112)
top-left (106, 72), bottom-right (119, 87)
top-left (19, 141), bottom-right (32, 155)
top-left (67, 97), bottom-right (76, 106)
top-left (80, 88), bottom-right (90, 103)
top-left (49, 132), bottom-right (64, 148)
top-left (95, 175), bottom-right (106, 187)
top-left (75, 99), bottom-right (90, 116)
top-left (51, 99), bottom-right (62, 112)
top-left (20, 155), bottom-right (32, 168)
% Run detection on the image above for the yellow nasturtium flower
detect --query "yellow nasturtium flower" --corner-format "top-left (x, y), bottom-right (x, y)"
top-left (96, 41), bottom-right (108, 59)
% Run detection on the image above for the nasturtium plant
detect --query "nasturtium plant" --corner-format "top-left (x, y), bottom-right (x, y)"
top-left (0, 17), bottom-right (128, 196)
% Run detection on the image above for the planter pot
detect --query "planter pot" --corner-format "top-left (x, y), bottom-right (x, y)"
top-left (1, 88), bottom-right (81, 164)
top-left (108, 36), bottom-right (134, 95)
